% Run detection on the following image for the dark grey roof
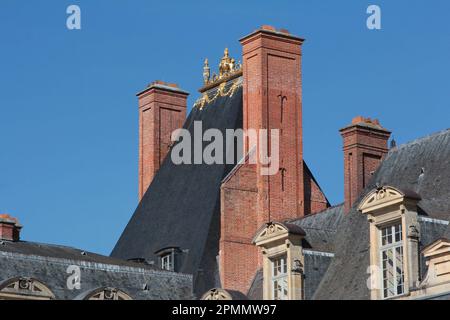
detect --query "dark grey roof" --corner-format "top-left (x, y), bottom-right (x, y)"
top-left (314, 129), bottom-right (450, 300)
top-left (304, 251), bottom-right (333, 300)
top-left (111, 83), bottom-right (243, 298)
top-left (0, 240), bottom-right (193, 300)
top-left (289, 204), bottom-right (344, 253)
top-left (0, 240), bottom-right (157, 269)
top-left (247, 269), bottom-right (263, 300)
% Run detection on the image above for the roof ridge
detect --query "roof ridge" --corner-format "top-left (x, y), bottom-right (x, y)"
top-left (389, 128), bottom-right (450, 154)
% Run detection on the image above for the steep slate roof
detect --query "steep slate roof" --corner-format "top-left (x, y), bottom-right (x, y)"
top-left (111, 83), bottom-right (243, 297)
top-left (0, 240), bottom-right (193, 300)
top-left (290, 204), bottom-right (344, 253)
top-left (314, 129), bottom-right (450, 300)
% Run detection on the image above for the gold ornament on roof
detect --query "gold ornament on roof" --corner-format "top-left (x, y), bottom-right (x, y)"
top-left (203, 59), bottom-right (210, 85)
top-left (194, 78), bottom-right (242, 110)
top-left (202, 48), bottom-right (242, 86)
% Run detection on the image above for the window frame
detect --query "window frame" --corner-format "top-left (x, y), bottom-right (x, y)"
top-left (378, 222), bottom-right (405, 299)
top-left (161, 251), bottom-right (174, 271)
top-left (270, 254), bottom-right (289, 300)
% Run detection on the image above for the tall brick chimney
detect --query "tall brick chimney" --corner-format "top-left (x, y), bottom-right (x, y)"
top-left (219, 26), bottom-right (307, 295)
top-left (137, 81), bottom-right (189, 200)
top-left (241, 25), bottom-right (305, 224)
top-left (0, 214), bottom-right (22, 242)
top-left (340, 116), bottom-right (391, 213)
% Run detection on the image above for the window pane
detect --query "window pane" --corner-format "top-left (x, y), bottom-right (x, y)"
top-left (395, 246), bottom-right (404, 295)
top-left (394, 224), bottom-right (402, 242)
top-left (161, 253), bottom-right (174, 271)
top-left (271, 255), bottom-right (288, 300)
top-left (380, 223), bottom-right (405, 299)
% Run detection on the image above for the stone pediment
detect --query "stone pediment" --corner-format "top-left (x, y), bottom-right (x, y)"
top-left (253, 222), bottom-right (305, 246)
top-left (358, 186), bottom-right (421, 214)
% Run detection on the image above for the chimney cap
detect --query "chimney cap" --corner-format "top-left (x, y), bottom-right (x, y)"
top-left (136, 80), bottom-right (189, 97)
top-left (240, 25), bottom-right (304, 43)
top-left (0, 214), bottom-right (22, 242)
top-left (340, 116), bottom-right (391, 133)
top-left (0, 214), bottom-right (21, 226)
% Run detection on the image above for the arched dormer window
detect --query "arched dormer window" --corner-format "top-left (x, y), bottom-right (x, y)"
top-left (82, 287), bottom-right (132, 300)
top-left (0, 277), bottom-right (55, 300)
top-left (253, 222), bottom-right (305, 300)
top-left (358, 186), bottom-right (422, 300)
top-left (201, 288), bottom-right (233, 300)
top-left (201, 288), bottom-right (248, 300)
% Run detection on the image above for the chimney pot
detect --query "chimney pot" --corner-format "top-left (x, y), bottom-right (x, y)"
top-left (0, 214), bottom-right (22, 242)
top-left (261, 25), bottom-right (276, 31)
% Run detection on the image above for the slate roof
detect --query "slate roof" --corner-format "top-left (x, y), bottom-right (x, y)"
top-left (0, 240), bottom-right (193, 300)
top-left (290, 204), bottom-right (344, 253)
top-left (313, 129), bottom-right (450, 300)
top-left (111, 82), bottom-right (243, 297)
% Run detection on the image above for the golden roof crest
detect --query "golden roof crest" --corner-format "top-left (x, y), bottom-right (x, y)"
top-left (202, 48), bottom-right (242, 86)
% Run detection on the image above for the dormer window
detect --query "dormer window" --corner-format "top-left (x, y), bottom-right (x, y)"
top-left (358, 186), bottom-right (422, 300)
top-left (155, 247), bottom-right (181, 272)
top-left (253, 222), bottom-right (305, 300)
top-left (380, 223), bottom-right (404, 298)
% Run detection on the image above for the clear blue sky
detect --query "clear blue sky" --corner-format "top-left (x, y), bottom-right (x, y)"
top-left (1, 0), bottom-right (449, 255)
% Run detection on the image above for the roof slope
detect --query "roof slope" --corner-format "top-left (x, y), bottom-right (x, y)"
top-left (111, 84), bottom-right (243, 297)
top-left (290, 204), bottom-right (344, 253)
top-left (314, 129), bottom-right (450, 300)
top-left (0, 240), bottom-right (193, 300)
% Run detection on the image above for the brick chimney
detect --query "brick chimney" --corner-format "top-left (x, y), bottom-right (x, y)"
top-left (0, 214), bottom-right (22, 242)
top-left (240, 25), bottom-right (305, 223)
top-left (137, 81), bottom-right (189, 200)
top-left (219, 26), bottom-right (307, 295)
top-left (340, 116), bottom-right (391, 213)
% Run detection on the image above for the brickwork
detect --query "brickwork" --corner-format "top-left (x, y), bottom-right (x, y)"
top-left (219, 26), bottom-right (329, 295)
top-left (0, 214), bottom-right (21, 242)
top-left (340, 117), bottom-right (391, 213)
top-left (137, 81), bottom-right (188, 200)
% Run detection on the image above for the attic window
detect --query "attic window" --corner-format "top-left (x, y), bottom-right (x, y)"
top-left (155, 247), bottom-right (181, 272)
top-left (161, 253), bottom-right (174, 271)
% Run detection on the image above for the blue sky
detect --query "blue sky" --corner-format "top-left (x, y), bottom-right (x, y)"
top-left (1, 0), bottom-right (449, 255)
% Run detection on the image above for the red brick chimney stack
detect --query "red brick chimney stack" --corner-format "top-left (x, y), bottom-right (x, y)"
top-left (136, 81), bottom-right (189, 201)
top-left (240, 25), bottom-right (305, 224)
top-left (0, 214), bottom-right (22, 242)
top-left (340, 116), bottom-right (391, 213)
top-left (219, 26), bottom-right (307, 295)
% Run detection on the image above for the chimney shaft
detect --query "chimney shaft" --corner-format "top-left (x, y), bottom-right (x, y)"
top-left (340, 116), bottom-right (391, 213)
top-left (240, 25), bottom-right (305, 223)
top-left (136, 81), bottom-right (189, 201)
top-left (0, 214), bottom-right (22, 242)
top-left (220, 25), bottom-right (306, 295)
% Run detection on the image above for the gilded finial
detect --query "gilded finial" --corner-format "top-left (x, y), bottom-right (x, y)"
top-left (203, 58), bottom-right (210, 84)
top-left (199, 47), bottom-right (242, 91)
top-left (219, 47), bottom-right (234, 78)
